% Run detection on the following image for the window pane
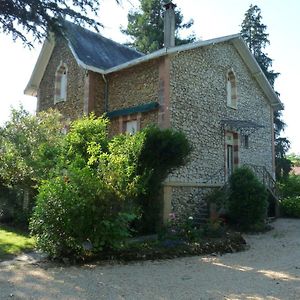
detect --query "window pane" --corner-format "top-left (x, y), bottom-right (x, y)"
top-left (60, 73), bottom-right (67, 100)
top-left (126, 120), bottom-right (138, 134)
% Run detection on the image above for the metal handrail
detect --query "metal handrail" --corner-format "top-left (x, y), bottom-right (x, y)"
top-left (244, 163), bottom-right (278, 199)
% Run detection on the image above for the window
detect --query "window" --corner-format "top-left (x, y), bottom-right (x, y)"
top-left (125, 120), bottom-right (138, 134)
top-left (54, 62), bottom-right (68, 103)
top-left (243, 135), bottom-right (249, 149)
top-left (226, 69), bottom-right (237, 109)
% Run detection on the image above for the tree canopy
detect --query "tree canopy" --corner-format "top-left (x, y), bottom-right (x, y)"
top-left (121, 0), bottom-right (195, 53)
top-left (0, 0), bottom-right (105, 47)
top-left (240, 4), bottom-right (291, 179)
top-left (241, 4), bottom-right (279, 87)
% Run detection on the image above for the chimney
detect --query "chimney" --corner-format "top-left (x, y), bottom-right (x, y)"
top-left (163, 1), bottom-right (176, 48)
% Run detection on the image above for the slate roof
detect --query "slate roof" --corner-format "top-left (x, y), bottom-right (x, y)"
top-left (63, 22), bottom-right (143, 71)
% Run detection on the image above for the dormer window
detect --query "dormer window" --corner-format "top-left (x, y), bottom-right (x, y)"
top-left (54, 62), bottom-right (68, 103)
top-left (226, 69), bottom-right (237, 109)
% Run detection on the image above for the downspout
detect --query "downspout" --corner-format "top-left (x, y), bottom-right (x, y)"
top-left (102, 74), bottom-right (109, 113)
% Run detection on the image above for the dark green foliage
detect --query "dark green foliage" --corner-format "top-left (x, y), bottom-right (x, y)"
top-left (122, 0), bottom-right (195, 53)
top-left (280, 197), bottom-right (300, 218)
top-left (278, 175), bottom-right (300, 199)
top-left (241, 5), bottom-right (279, 87)
top-left (275, 137), bottom-right (292, 180)
top-left (135, 125), bottom-right (192, 233)
top-left (0, 0), bottom-right (103, 47)
top-left (205, 187), bottom-right (228, 211)
top-left (227, 167), bottom-right (268, 230)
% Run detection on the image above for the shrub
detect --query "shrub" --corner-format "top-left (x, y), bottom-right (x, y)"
top-left (135, 125), bottom-right (192, 233)
top-left (30, 116), bottom-right (143, 259)
top-left (29, 117), bottom-right (192, 258)
top-left (30, 170), bottom-right (138, 259)
top-left (278, 174), bottom-right (300, 199)
top-left (280, 197), bottom-right (300, 218)
top-left (227, 167), bottom-right (268, 230)
top-left (160, 214), bottom-right (201, 242)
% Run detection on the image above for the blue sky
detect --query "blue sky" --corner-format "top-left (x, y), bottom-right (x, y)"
top-left (0, 0), bottom-right (299, 153)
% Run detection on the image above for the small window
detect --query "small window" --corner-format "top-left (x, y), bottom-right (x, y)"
top-left (242, 135), bottom-right (249, 149)
top-left (227, 69), bottom-right (237, 109)
top-left (125, 120), bottom-right (138, 135)
top-left (54, 63), bottom-right (68, 103)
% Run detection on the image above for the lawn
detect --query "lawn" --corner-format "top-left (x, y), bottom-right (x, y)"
top-left (0, 225), bottom-right (35, 260)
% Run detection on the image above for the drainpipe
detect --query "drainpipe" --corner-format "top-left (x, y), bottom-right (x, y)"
top-left (102, 74), bottom-right (109, 113)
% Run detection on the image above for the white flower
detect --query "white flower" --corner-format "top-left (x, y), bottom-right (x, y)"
top-left (188, 216), bottom-right (193, 220)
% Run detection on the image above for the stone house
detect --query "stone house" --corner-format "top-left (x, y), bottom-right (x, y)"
top-left (25, 3), bottom-right (282, 222)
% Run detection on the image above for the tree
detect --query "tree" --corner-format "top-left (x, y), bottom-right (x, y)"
top-left (0, 107), bottom-right (64, 223)
top-left (0, 0), bottom-right (105, 47)
top-left (241, 5), bottom-right (279, 88)
top-left (240, 5), bottom-right (291, 179)
top-left (0, 107), bottom-right (64, 189)
top-left (121, 0), bottom-right (195, 53)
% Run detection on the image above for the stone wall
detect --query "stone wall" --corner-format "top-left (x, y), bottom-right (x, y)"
top-left (38, 37), bottom-right (86, 120)
top-left (107, 59), bottom-right (160, 111)
top-left (164, 42), bottom-right (274, 219)
top-left (107, 59), bottom-right (161, 135)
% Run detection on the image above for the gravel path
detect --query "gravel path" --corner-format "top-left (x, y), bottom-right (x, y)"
top-left (0, 218), bottom-right (299, 300)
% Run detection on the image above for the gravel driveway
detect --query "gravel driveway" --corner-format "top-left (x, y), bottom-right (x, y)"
top-left (0, 218), bottom-right (299, 300)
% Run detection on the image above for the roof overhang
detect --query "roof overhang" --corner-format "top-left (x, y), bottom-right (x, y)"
top-left (24, 32), bottom-right (283, 112)
top-left (24, 34), bottom-right (55, 96)
top-left (231, 37), bottom-right (283, 111)
top-left (221, 119), bottom-right (264, 135)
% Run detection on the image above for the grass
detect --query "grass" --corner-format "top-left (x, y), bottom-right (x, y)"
top-left (0, 224), bottom-right (35, 260)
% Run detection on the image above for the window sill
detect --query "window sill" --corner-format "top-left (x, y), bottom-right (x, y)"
top-left (54, 98), bottom-right (67, 104)
top-left (227, 105), bottom-right (237, 110)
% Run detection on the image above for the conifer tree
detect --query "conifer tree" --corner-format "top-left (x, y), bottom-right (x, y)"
top-left (122, 0), bottom-right (195, 53)
top-left (240, 5), bottom-right (291, 179)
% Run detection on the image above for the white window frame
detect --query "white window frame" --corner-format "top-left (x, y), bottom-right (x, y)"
top-left (226, 69), bottom-right (237, 109)
top-left (125, 120), bottom-right (138, 135)
top-left (54, 62), bottom-right (68, 104)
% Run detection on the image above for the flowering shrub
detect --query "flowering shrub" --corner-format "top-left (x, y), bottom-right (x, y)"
top-left (160, 213), bottom-right (201, 242)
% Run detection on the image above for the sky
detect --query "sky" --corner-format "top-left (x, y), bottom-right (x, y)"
top-left (0, 0), bottom-right (299, 154)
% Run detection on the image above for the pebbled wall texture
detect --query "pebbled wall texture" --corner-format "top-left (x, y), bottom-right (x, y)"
top-left (164, 42), bottom-right (274, 220)
top-left (38, 38), bottom-right (86, 120)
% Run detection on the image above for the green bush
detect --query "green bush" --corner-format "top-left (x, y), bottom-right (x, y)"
top-left (29, 116), bottom-right (191, 259)
top-left (227, 167), bottom-right (268, 230)
top-left (280, 197), bottom-right (300, 218)
top-left (278, 174), bottom-right (300, 199)
top-left (30, 169), bottom-right (137, 259)
top-left (30, 116), bottom-right (144, 259)
top-left (135, 125), bottom-right (192, 234)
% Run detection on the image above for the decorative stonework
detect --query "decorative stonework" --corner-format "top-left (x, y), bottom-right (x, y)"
top-left (168, 42), bottom-right (273, 185)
